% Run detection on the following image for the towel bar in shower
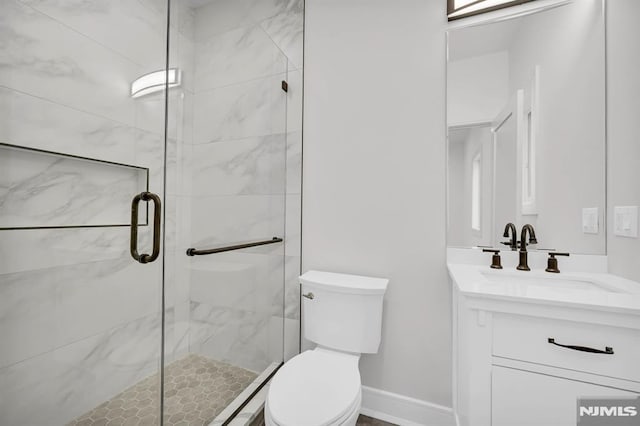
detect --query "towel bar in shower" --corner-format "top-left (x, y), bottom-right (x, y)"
top-left (186, 237), bottom-right (283, 256)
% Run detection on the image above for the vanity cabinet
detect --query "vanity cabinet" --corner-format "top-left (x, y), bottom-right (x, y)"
top-left (452, 286), bottom-right (640, 426)
top-left (491, 366), bottom-right (638, 426)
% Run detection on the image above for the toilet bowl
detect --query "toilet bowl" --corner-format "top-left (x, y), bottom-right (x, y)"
top-left (265, 348), bottom-right (362, 426)
top-left (265, 271), bottom-right (388, 426)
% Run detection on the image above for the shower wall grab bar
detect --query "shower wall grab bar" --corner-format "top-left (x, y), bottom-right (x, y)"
top-left (130, 192), bottom-right (162, 264)
top-left (186, 237), bottom-right (283, 256)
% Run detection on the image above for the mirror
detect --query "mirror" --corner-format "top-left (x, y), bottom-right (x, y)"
top-left (446, 0), bottom-right (606, 254)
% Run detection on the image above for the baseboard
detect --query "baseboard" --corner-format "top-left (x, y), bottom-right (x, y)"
top-left (360, 386), bottom-right (455, 426)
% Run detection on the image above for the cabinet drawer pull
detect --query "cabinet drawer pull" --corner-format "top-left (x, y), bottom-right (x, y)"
top-left (547, 338), bottom-right (614, 355)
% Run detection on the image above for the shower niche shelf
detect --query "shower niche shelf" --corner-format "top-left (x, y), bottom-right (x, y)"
top-left (0, 143), bottom-right (149, 230)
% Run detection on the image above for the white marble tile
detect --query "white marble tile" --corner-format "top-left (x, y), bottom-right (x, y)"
top-left (164, 303), bottom-right (190, 362)
top-left (284, 193), bottom-right (301, 257)
top-left (190, 301), bottom-right (275, 373)
top-left (192, 134), bottom-right (286, 197)
top-left (0, 226), bottom-right (130, 275)
top-left (190, 259), bottom-right (261, 312)
top-left (0, 87), bottom-right (138, 165)
top-left (284, 316), bottom-right (300, 361)
top-left (19, 0), bottom-right (167, 68)
top-left (164, 243), bottom-right (191, 306)
top-left (193, 74), bottom-right (287, 144)
top-left (189, 194), bottom-right (285, 250)
top-left (0, 312), bottom-right (162, 425)
top-left (285, 130), bottom-right (302, 194)
top-left (55, 314), bottom-right (161, 422)
top-left (285, 69), bottom-right (303, 132)
top-left (174, 32), bottom-right (197, 95)
top-left (0, 268), bottom-right (57, 368)
top-left (173, 1), bottom-right (196, 41)
top-left (165, 194), bottom-right (194, 258)
top-left (142, 0), bottom-right (195, 41)
top-left (0, 350), bottom-right (61, 426)
top-left (194, 0), bottom-right (297, 42)
top-left (0, 144), bottom-right (146, 229)
top-left (133, 89), bottom-right (191, 141)
top-left (283, 255), bottom-right (300, 320)
top-left (189, 247), bottom-right (285, 372)
top-left (195, 24), bottom-right (287, 92)
top-left (260, 0), bottom-right (303, 70)
top-left (0, 256), bottom-right (162, 368)
top-left (54, 258), bottom-right (162, 347)
top-left (190, 251), bottom-right (283, 311)
top-left (0, 0), bottom-right (141, 125)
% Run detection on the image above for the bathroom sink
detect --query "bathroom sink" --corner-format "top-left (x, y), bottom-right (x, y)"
top-left (481, 271), bottom-right (623, 293)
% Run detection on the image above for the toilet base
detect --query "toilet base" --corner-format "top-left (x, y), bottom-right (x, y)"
top-left (265, 389), bottom-right (361, 426)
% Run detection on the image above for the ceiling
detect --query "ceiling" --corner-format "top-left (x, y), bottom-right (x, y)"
top-left (448, 17), bottom-right (520, 62)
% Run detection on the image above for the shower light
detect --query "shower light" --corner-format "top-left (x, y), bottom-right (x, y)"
top-left (130, 68), bottom-right (181, 98)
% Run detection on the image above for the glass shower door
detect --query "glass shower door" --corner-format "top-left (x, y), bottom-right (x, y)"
top-left (0, 0), bottom-right (171, 424)
top-left (161, 0), bottom-right (292, 423)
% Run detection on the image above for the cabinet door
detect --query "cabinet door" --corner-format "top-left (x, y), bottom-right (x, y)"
top-left (492, 366), bottom-right (638, 426)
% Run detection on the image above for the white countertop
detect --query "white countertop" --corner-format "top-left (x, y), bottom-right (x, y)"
top-left (447, 248), bottom-right (640, 314)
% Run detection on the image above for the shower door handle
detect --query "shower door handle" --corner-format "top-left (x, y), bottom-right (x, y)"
top-left (130, 192), bottom-right (162, 264)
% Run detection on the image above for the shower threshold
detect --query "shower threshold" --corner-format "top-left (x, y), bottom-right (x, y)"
top-left (67, 354), bottom-right (257, 426)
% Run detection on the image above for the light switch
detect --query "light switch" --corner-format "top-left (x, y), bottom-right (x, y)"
top-left (614, 206), bottom-right (638, 238)
top-left (582, 207), bottom-right (599, 234)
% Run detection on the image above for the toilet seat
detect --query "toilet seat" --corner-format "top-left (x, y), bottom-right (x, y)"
top-left (266, 348), bottom-right (361, 426)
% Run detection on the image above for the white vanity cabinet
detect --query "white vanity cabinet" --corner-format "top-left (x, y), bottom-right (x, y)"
top-left (491, 366), bottom-right (638, 426)
top-left (451, 276), bottom-right (640, 426)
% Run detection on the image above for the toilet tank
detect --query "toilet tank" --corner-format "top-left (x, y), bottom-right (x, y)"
top-left (300, 270), bottom-right (388, 354)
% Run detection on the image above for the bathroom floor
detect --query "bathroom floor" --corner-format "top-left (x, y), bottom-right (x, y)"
top-left (250, 412), bottom-right (397, 426)
top-left (355, 416), bottom-right (397, 426)
top-left (67, 354), bottom-right (257, 426)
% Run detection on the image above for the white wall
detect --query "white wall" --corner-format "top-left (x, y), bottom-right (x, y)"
top-left (447, 51), bottom-right (509, 126)
top-left (303, 0), bottom-right (451, 406)
top-left (507, 0), bottom-right (606, 254)
top-left (448, 127), bottom-right (494, 248)
top-left (607, 0), bottom-right (640, 282)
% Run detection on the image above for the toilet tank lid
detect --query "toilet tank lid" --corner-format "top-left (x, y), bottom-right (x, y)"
top-left (300, 270), bottom-right (389, 295)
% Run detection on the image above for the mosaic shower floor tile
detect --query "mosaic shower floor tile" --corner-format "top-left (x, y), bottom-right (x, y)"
top-left (68, 354), bottom-right (257, 426)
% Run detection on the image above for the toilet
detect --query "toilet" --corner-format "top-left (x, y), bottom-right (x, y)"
top-left (265, 270), bottom-right (388, 426)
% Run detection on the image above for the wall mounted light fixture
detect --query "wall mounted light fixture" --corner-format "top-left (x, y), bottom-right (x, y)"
top-left (130, 68), bottom-right (182, 98)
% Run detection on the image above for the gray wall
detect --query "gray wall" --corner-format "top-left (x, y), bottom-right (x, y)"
top-left (607, 0), bottom-right (640, 282)
top-left (302, 0), bottom-right (451, 406)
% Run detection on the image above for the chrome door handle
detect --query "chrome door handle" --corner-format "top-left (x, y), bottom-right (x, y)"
top-left (302, 292), bottom-right (314, 300)
top-left (130, 192), bottom-right (161, 264)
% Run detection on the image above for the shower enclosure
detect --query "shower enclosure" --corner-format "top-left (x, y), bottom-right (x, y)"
top-left (0, 0), bottom-right (303, 424)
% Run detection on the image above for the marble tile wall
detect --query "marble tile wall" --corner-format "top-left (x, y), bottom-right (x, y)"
top-left (0, 0), bottom-right (194, 424)
top-left (187, 0), bottom-right (304, 371)
top-left (0, 145), bottom-right (147, 229)
top-left (0, 0), bottom-right (302, 422)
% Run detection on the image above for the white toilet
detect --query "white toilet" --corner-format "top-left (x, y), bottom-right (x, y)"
top-left (265, 270), bottom-right (388, 426)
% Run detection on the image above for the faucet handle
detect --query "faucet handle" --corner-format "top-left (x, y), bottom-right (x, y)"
top-left (545, 252), bottom-right (570, 273)
top-left (482, 249), bottom-right (503, 269)
top-left (500, 240), bottom-right (522, 249)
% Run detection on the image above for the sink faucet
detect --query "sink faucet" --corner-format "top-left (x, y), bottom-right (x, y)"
top-left (502, 223), bottom-right (518, 251)
top-left (517, 224), bottom-right (538, 271)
